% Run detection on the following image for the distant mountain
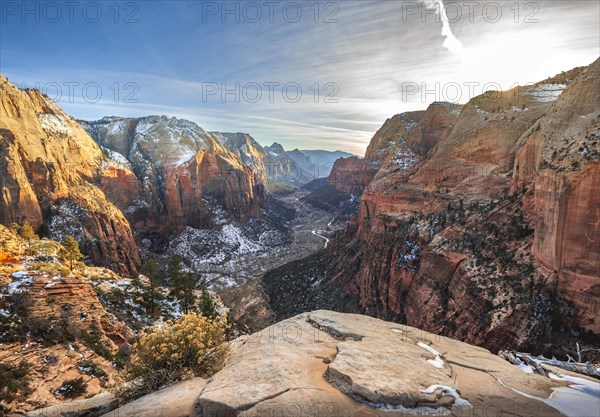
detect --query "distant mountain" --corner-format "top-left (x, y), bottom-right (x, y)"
top-left (212, 134), bottom-right (356, 186)
top-left (211, 133), bottom-right (307, 187)
top-left (298, 149), bottom-right (355, 168)
top-left (286, 149), bottom-right (355, 180)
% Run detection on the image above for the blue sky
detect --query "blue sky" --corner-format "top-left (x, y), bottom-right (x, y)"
top-left (1, 0), bottom-right (599, 154)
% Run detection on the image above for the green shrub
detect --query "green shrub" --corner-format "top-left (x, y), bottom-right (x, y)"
top-left (44, 355), bottom-right (59, 365)
top-left (79, 321), bottom-right (114, 360)
top-left (8, 291), bottom-right (33, 317)
top-left (59, 267), bottom-right (71, 277)
top-left (113, 344), bottom-right (132, 371)
top-left (77, 360), bottom-right (107, 380)
top-left (54, 377), bottom-right (87, 399)
top-left (0, 361), bottom-right (33, 403)
top-left (27, 317), bottom-right (70, 345)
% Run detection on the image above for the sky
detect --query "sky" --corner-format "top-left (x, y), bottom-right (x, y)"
top-left (1, 0), bottom-right (599, 155)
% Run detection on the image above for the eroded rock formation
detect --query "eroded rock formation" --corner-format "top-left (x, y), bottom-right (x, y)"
top-left (81, 117), bottom-right (266, 246)
top-left (0, 76), bottom-right (140, 274)
top-left (328, 102), bottom-right (461, 195)
top-left (323, 62), bottom-right (599, 356)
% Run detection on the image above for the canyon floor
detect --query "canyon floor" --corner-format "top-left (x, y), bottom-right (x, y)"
top-left (219, 187), bottom-right (350, 329)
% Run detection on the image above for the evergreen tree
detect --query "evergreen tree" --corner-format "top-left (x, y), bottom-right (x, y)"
top-left (19, 220), bottom-right (37, 253)
top-left (178, 272), bottom-right (197, 314)
top-left (168, 255), bottom-right (182, 283)
top-left (168, 255), bottom-right (196, 314)
top-left (61, 235), bottom-right (83, 271)
top-left (128, 273), bottom-right (143, 303)
top-left (141, 259), bottom-right (161, 316)
top-left (198, 290), bottom-right (218, 319)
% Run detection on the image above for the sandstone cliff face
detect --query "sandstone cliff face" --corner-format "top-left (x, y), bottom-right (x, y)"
top-left (327, 156), bottom-right (379, 195)
top-left (0, 224), bottom-right (133, 414)
top-left (319, 63), bottom-right (598, 357)
top-left (0, 76), bottom-right (140, 274)
top-left (513, 59), bottom-right (600, 334)
top-left (82, 117), bottom-right (266, 244)
top-left (328, 102), bottom-right (461, 195)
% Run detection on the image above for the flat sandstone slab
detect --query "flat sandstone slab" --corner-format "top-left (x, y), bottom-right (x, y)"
top-left (193, 310), bottom-right (580, 417)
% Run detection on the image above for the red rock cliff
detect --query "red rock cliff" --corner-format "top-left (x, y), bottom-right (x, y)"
top-left (0, 76), bottom-right (140, 274)
top-left (328, 102), bottom-right (461, 195)
top-left (81, 117), bottom-right (266, 244)
top-left (325, 62), bottom-right (598, 356)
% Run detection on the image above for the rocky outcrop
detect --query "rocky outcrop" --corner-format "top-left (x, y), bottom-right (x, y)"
top-left (512, 59), bottom-right (600, 335)
top-left (224, 279), bottom-right (275, 331)
top-left (327, 102), bottom-right (461, 195)
top-left (327, 156), bottom-right (378, 195)
top-left (0, 224), bottom-right (133, 414)
top-left (193, 310), bottom-right (586, 417)
top-left (15, 268), bottom-right (132, 346)
top-left (0, 76), bottom-right (140, 274)
top-left (81, 117), bottom-right (266, 245)
top-left (0, 246), bottom-right (134, 414)
top-left (22, 311), bottom-right (599, 417)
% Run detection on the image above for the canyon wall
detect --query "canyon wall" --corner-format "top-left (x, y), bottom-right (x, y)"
top-left (328, 102), bottom-right (461, 195)
top-left (81, 117), bottom-right (267, 247)
top-left (0, 76), bottom-right (140, 274)
top-left (321, 62), bottom-right (599, 355)
top-left (0, 76), bottom-right (273, 272)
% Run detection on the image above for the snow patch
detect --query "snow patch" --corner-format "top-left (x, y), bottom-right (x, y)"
top-left (133, 116), bottom-right (207, 167)
top-left (517, 364), bottom-right (535, 374)
top-left (102, 147), bottom-right (131, 169)
top-left (37, 113), bottom-right (73, 136)
top-left (418, 341), bottom-right (445, 369)
top-left (529, 84), bottom-right (566, 103)
top-left (419, 385), bottom-right (472, 409)
top-left (8, 272), bottom-right (32, 295)
top-left (498, 374), bottom-right (600, 417)
top-left (11, 271), bottom-right (29, 279)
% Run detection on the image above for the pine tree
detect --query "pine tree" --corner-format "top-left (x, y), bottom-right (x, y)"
top-left (178, 272), bottom-right (197, 314)
top-left (19, 220), bottom-right (37, 253)
top-left (168, 255), bottom-right (182, 283)
top-left (61, 235), bottom-right (83, 271)
top-left (198, 289), bottom-right (218, 319)
top-left (168, 255), bottom-right (196, 314)
top-left (141, 259), bottom-right (161, 316)
top-left (129, 273), bottom-right (143, 303)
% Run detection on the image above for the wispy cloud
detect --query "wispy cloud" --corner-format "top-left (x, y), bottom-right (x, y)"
top-left (1, 1), bottom-right (598, 155)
